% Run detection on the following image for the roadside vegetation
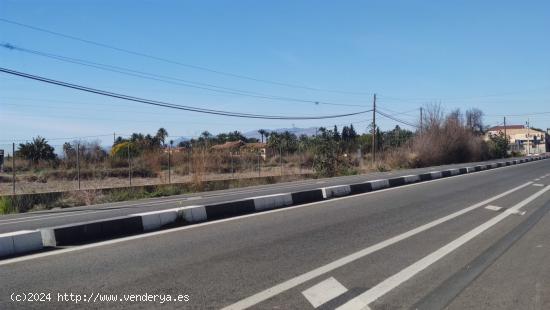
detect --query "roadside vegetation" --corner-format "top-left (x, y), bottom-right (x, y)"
top-left (0, 104), bottom-right (521, 213)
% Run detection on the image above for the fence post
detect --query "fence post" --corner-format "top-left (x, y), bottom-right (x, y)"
top-left (280, 145), bottom-right (283, 176)
top-left (77, 143), bottom-right (81, 190)
top-left (128, 142), bottom-right (132, 186)
top-left (12, 142), bottom-right (15, 195)
top-left (168, 145), bottom-right (171, 184)
top-left (257, 153), bottom-right (260, 177)
top-left (230, 152), bottom-right (234, 179)
top-left (187, 147), bottom-right (191, 175)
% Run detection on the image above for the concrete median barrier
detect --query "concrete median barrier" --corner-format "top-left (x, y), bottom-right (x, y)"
top-left (204, 200), bottom-right (256, 220)
top-left (133, 208), bottom-right (181, 231)
top-left (321, 185), bottom-right (352, 199)
top-left (40, 216), bottom-right (143, 246)
top-left (182, 205), bottom-right (208, 223)
top-left (252, 193), bottom-right (293, 211)
top-left (291, 189), bottom-right (324, 205)
top-left (369, 179), bottom-right (390, 190)
top-left (0, 230), bottom-right (43, 257)
top-left (349, 182), bottom-right (374, 194)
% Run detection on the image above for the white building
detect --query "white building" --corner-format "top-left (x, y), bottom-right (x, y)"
top-left (486, 125), bottom-right (546, 155)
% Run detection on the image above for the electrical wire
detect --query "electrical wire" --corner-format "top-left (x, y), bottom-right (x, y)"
top-left (0, 18), bottom-right (373, 95)
top-left (376, 110), bottom-right (419, 128)
top-left (1, 43), bottom-right (366, 108)
top-left (0, 67), bottom-right (372, 120)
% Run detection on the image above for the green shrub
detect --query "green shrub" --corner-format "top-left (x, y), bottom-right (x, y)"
top-left (0, 197), bottom-right (14, 214)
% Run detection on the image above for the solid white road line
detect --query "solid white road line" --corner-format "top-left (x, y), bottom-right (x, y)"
top-left (336, 185), bottom-right (550, 310)
top-left (220, 182), bottom-right (532, 310)
top-left (533, 183), bottom-right (544, 187)
top-left (484, 205), bottom-right (502, 211)
top-left (302, 277), bottom-right (348, 308)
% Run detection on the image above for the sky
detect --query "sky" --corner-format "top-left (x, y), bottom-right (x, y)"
top-left (1, 0), bottom-right (549, 152)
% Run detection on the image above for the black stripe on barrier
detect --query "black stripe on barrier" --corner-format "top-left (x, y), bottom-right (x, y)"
top-left (349, 182), bottom-right (373, 194)
top-left (44, 216), bottom-right (144, 246)
top-left (459, 168), bottom-right (468, 174)
top-left (441, 170), bottom-right (452, 177)
top-left (419, 173), bottom-right (432, 181)
top-left (291, 189), bottom-right (324, 205)
top-left (204, 200), bottom-right (256, 220)
top-left (388, 177), bottom-right (406, 187)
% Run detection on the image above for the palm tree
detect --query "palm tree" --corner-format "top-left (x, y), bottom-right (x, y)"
top-left (258, 129), bottom-right (267, 143)
top-left (16, 136), bottom-right (57, 166)
top-left (156, 128), bottom-right (169, 146)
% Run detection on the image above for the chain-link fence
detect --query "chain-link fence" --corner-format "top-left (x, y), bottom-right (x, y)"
top-left (0, 142), bottom-right (320, 195)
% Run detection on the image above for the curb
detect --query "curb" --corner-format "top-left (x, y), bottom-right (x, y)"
top-left (2, 155), bottom-right (548, 256)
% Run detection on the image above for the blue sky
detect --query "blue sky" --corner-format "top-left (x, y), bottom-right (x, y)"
top-left (1, 0), bottom-right (549, 150)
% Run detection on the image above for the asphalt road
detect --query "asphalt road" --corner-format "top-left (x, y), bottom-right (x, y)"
top-left (0, 157), bottom-right (539, 233)
top-left (1, 158), bottom-right (549, 309)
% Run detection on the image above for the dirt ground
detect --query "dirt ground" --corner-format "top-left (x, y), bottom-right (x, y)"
top-left (0, 167), bottom-right (313, 195)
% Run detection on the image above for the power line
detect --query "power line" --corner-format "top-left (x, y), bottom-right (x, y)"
top-left (0, 67), bottom-right (372, 120)
top-left (0, 18), bottom-right (372, 95)
top-left (376, 110), bottom-right (419, 128)
top-left (1, 43), bottom-right (366, 108)
top-left (376, 105), bottom-right (419, 118)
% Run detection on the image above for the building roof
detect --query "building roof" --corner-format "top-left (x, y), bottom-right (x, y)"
top-left (241, 142), bottom-right (267, 149)
top-left (211, 140), bottom-right (245, 150)
top-left (488, 125), bottom-right (524, 131)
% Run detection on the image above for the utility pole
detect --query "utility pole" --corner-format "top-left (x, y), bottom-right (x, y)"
top-left (503, 117), bottom-right (507, 137)
top-left (372, 93), bottom-right (377, 164)
top-left (113, 132), bottom-right (116, 144)
top-left (527, 119), bottom-right (530, 155)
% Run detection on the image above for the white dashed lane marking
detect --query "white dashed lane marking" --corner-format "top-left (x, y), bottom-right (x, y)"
top-left (302, 277), bottom-right (348, 308)
top-left (484, 205), bottom-right (502, 211)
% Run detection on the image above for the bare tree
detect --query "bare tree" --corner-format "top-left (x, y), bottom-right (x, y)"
top-left (465, 108), bottom-right (484, 135)
top-left (423, 103), bottom-right (445, 130)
